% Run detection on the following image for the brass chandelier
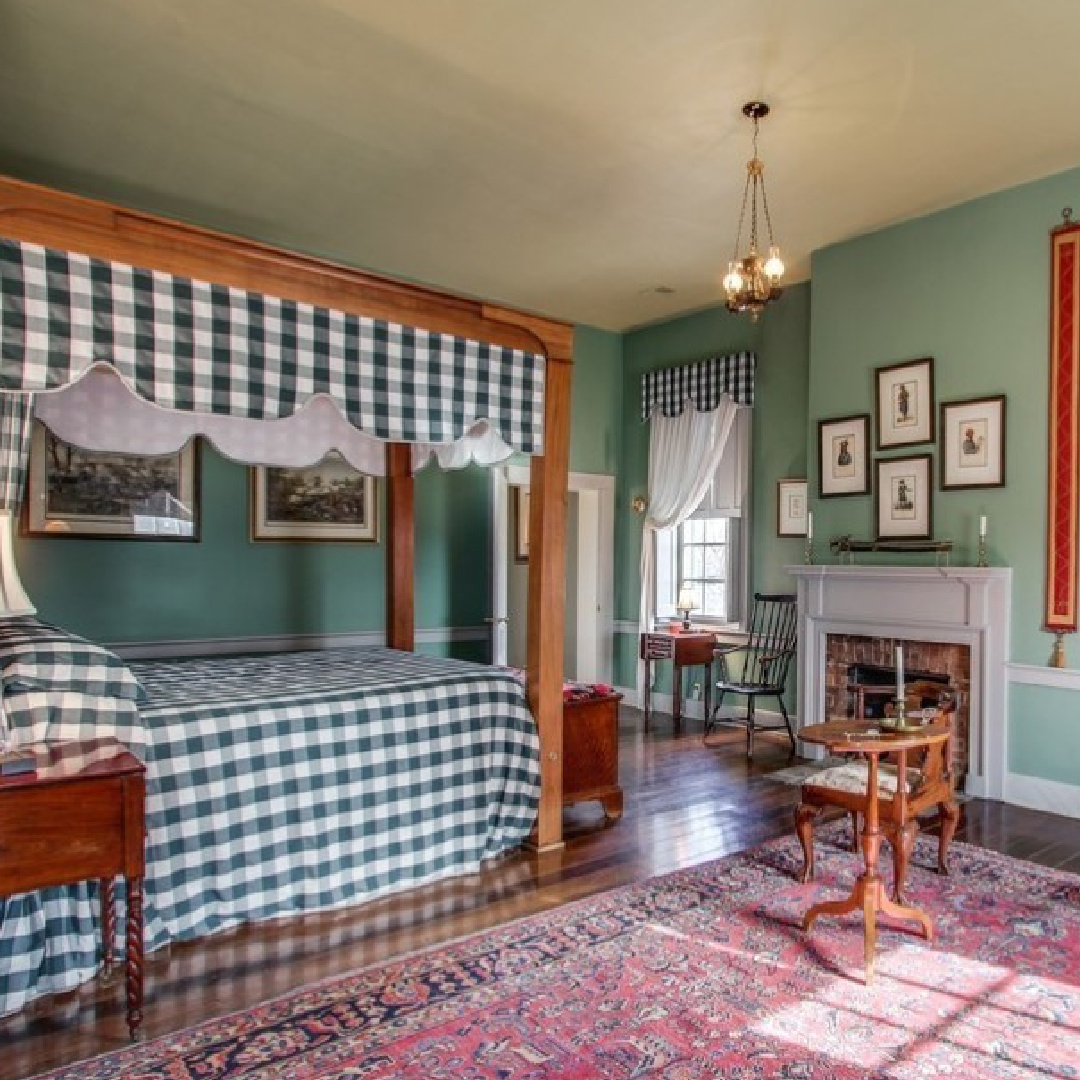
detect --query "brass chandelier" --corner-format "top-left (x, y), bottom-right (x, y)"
top-left (722, 101), bottom-right (784, 320)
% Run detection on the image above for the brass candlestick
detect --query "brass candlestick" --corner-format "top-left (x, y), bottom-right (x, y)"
top-left (804, 538), bottom-right (814, 565)
top-left (880, 697), bottom-right (926, 731)
top-left (976, 535), bottom-right (988, 568)
top-left (1050, 631), bottom-right (1068, 669)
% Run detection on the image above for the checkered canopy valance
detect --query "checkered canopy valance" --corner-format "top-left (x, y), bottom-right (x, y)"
top-left (0, 238), bottom-right (546, 449)
top-left (640, 351), bottom-right (755, 420)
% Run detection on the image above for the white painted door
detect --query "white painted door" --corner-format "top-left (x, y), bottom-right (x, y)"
top-left (490, 467), bottom-right (613, 685)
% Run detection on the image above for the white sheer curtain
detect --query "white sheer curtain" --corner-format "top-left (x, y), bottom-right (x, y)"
top-left (637, 396), bottom-right (739, 697)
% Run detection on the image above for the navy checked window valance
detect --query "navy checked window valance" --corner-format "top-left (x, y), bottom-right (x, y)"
top-left (640, 351), bottom-right (755, 420)
top-left (0, 238), bottom-right (546, 452)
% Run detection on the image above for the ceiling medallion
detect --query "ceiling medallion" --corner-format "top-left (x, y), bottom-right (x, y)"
top-left (722, 101), bottom-right (784, 320)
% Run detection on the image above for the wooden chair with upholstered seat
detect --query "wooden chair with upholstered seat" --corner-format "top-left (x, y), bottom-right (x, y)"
top-left (795, 682), bottom-right (961, 903)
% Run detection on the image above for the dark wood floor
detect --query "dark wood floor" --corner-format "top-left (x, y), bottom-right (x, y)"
top-left (4, 707), bottom-right (1080, 1079)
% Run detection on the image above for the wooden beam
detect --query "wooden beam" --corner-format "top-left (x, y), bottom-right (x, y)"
top-left (0, 175), bottom-right (569, 357)
top-left (386, 444), bottom-right (415, 652)
top-left (527, 342), bottom-right (574, 852)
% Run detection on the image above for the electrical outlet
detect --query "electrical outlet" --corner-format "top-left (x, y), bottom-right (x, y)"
top-left (692, 681), bottom-right (701, 700)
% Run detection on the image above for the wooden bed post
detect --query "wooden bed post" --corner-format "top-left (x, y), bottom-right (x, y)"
top-left (386, 443), bottom-right (415, 652)
top-left (527, 344), bottom-right (573, 852)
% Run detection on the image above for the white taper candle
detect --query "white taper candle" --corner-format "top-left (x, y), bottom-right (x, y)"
top-left (895, 644), bottom-right (904, 700)
top-left (806, 511), bottom-right (813, 540)
top-left (979, 515), bottom-right (987, 539)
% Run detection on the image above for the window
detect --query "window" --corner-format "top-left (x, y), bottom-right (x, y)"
top-left (655, 407), bottom-right (751, 627)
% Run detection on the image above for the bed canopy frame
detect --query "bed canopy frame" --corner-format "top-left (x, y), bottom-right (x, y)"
top-left (0, 175), bottom-right (574, 852)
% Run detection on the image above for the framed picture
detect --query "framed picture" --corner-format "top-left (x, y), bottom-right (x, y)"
top-left (250, 454), bottom-right (378, 542)
top-left (875, 454), bottom-right (933, 540)
top-left (24, 422), bottom-right (199, 539)
top-left (776, 478), bottom-right (808, 537)
top-left (940, 395), bottom-right (1006, 489)
top-left (818, 414), bottom-right (869, 497)
top-left (512, 485), bottom-right (530, 562)
top-left (876, 357), bottom-right (935, 449)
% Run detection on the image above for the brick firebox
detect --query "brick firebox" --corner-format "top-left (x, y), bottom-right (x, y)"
top-left (825, 633), bottom-right (971, 785)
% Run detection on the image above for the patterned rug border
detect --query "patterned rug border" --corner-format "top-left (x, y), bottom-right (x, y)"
top-left (34, 826), bottom-right (1080, 1080)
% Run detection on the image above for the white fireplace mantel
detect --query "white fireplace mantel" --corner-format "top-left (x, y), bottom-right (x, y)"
top-left (787, 564), bottom-right (1012, 800)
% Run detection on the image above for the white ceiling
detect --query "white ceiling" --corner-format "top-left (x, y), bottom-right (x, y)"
top-left (3, 0), bottom-right (1080, 331)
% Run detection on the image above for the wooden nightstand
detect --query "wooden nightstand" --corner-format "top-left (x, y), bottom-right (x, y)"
top-left (563, 692), bottom-right (623, 820)
top-left (0, 738), bottom-right (146, 1039)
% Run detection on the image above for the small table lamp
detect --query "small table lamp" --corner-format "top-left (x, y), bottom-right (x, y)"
top-left (676, 584), bottom-right (696, 630)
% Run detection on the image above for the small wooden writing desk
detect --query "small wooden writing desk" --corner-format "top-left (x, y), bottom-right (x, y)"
top-left (798, 718), bottom-right (951, 982)
top-left (639, 630), bottom-right (716, 727)
top-left (0, 738), bottom-right (146, 1039)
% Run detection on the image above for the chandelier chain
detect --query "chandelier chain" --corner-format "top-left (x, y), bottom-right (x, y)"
top-left (722, 102), bottom-right (784, 320)
top-left (733, 167), bottom-right (753, 262)
top-left (760, 170), bottom-right (776, 249)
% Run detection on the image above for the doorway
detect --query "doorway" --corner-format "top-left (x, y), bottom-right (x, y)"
top-left (490, 466), bottom-right (614, 684)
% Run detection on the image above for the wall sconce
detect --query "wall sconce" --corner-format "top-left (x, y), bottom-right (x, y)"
top-left (631, 495), bottom-right (648, 514)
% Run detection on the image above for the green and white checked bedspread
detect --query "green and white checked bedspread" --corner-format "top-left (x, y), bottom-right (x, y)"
top-left (0, 647), bottom-right (540, 1018)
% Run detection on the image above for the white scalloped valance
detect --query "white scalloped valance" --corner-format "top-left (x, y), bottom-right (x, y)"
top-left (31, 366), bottom-right (515, 475)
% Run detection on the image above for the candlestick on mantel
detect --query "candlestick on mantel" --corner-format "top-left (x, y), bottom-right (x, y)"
top-left (977, 515), bottom-right (989, 568)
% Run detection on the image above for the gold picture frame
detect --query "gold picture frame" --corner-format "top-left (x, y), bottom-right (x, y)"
top-left (250, 454), bottom-right (378, 542)
top-left (24, 421), bottom-right (199, 540)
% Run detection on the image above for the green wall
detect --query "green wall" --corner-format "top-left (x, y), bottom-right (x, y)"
top-left (809, 164), bottom-right (1080, 785)
top-left (569, 324), bottom-right (622, 475)
top-left (17, 448), bottom-right (490, 647)
top-left (611, 284), bottom-right (811, 688)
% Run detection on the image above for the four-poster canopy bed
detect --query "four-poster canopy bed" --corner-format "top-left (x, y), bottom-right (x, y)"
top-left (0, 175), bottom-right (575, 1013)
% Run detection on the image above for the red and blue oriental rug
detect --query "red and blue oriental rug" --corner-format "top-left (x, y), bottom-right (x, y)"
top-left (36, 827), bottom-right (1080, 1078)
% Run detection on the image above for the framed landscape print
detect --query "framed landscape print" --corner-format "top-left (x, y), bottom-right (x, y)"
top-left (940, 394), bottom-right (1006, 489)
top-left (875, 454), bottom-right (933, 540)
top-left (24, 421), bottom-right (199, 539)
top-left (250, 453), bottom-right (378, 541)
top-left (876, 357), bottom-right (935, 449)
top-left (776, 478), bottom-right (808, 537)
top-left (818, 413), bottom-right (869, 497)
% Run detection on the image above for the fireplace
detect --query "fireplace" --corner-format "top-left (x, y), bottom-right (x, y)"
top-left (845, 663), bottom-right (951, 720)
top-left (788, 565), bottom-right (1011, 799)
top-left (826, 634), bottom-right (970, 785)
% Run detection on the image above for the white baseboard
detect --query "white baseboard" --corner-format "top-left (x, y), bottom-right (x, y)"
top-left (613, 685), bottom-right (790, 727)
top-left (1003, 772), bottom-right (1080, 820)
top-left (109, 625), bottom-right (488, 660)
top-left (615, 681), bottom-right (1080, 818)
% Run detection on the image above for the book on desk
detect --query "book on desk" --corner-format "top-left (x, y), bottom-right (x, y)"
top-left (0, 748), bottom-right (37, 777)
